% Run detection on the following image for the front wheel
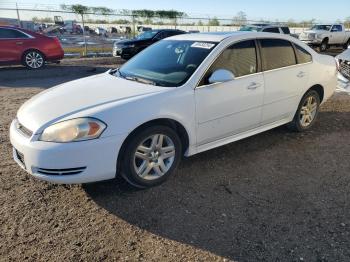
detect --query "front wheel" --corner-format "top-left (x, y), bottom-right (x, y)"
top-left (288, 90), bottom-right (320, 132)
top-left (120, 126), bottom-right (182, 188)
top-left (23, 50), bottom-right (45, 69)
top-left (319, 39), bottom-right (328, 52)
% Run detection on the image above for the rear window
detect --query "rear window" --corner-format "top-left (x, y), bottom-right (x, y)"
top-left (260, 39), bottom-right (296, 71)
top-left (295, 44), bottom-right (312, 64)
top-left (281, 27), bottom-right (291, 34)
top-left (0, 28), bottom-right (29, 39)
top-left (262, 27), bottom-right (280, 33)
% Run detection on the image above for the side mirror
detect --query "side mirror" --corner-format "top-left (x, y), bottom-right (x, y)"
top-left (208, 69), bottom-right (235, 84)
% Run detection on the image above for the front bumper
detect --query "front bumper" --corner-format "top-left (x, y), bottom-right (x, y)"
top-left (300, 39), bottom-right (322, 46)
top-left (10, 120), bottom-right (126, 184)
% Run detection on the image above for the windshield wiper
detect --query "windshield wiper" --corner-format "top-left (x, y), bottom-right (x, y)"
top-left (125, 76), bottom-right (158, 86)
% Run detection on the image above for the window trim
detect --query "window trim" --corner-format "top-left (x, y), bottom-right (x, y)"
top-left (0, 28), bottom-right (34, 40)
top-left (291, 42), bottom-right (313, 65)
top-left (196, 38), bottom-right (262, 88)
top-left (258, 38), bottom-right (299, 72)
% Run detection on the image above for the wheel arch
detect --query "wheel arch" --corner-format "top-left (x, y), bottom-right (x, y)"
top-left (21, 48), bottom-right (46, 63)
top-left (308, 84), bottom-right (324, 103)
top-left (116, 118), bottom-right (190, 175)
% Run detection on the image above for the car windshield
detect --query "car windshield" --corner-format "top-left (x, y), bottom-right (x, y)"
top-left (310, 25), bottom-right (332, 31)
top-left (239, 26), bottom-right (262, 32)
top-left (135, 30), bottom-right (159, 40)
top-left (118, 40), bottom-right (217, 87)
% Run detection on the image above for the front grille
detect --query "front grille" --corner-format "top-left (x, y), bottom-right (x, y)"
top-left (340, 61), bottom-right (350, 80)
top-left (35, 167), bottom-right (86, 176)
top-left (16, 120), bottom-right (33, 138)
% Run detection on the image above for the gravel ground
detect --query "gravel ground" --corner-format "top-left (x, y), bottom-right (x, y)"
top-left (1, 59), bottom-right (350, 261)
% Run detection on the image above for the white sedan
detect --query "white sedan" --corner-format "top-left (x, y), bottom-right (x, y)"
top-left (10, 32), bottom-right (337, 188)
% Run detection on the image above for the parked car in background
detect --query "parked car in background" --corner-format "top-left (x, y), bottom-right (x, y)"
top-left (11, 32), bottom-right (337, 188)
top-left (95, 27), bottom-right (108, 36)
top-left (0, 26), bottom-right (64, 69)
top-left (239, 24), bottom-right (298, 37)
top-left (113, 29), bottom-right (186, 59)
top-left (336, 47), bottom-right (350, 91)
top-left (299, 24), bottom-right (350, 52)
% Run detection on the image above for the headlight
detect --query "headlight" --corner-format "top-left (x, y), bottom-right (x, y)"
top-left (39, 118), bottom-right (106, 143)
top-left (308, 33), bottom-right (316, 39)
top-left (316, 34), bottom-right (323, 39)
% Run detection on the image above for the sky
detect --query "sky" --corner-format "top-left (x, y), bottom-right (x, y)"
top-left (1, 0), bottom-right (349, 22)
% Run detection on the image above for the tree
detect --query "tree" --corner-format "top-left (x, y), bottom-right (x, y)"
top-left (61, 4), bottom-right (90, 55)
top-left (197, 20), bottom-right (204, 26)
top-left (208, 17), bottom-right (220, 26)
top-left (232, 11), bottom-right (247, 26)
top-left (344, 17), bottom-right (350, 29)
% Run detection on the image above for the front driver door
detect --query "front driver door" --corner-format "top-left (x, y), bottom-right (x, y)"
top-left (195, 40), bottom-right (264, 147)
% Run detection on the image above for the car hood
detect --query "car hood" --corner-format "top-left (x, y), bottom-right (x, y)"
top-left (17, 72), bottom-right (167, 133)
top-left (303, 30), bottom-right (328, 34)
top-left (337, 48), bottom-right (350, 60)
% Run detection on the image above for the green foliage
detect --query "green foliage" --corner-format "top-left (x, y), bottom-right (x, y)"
top-left (208, 17), bottom-right (220, 26)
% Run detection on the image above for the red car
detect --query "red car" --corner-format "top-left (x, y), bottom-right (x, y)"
top-left (0, 26), bottom-right (64, 69)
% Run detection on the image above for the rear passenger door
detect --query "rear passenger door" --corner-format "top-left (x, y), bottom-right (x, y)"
top-left (259, 38), bottom-right (310, 125)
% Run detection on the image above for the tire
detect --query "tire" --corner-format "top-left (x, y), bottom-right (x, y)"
top-left (288, 90), bottom-right (320, 132)
top-left (22, 50), bottom-right (45, 69)
top-left (319, 39), bottom-right (328, 52)
top-left (120, 125), bottom-right (182, 188)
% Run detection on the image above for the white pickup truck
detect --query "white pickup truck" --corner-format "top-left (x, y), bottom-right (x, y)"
top-left (299, 24), bottom-right (350, 52)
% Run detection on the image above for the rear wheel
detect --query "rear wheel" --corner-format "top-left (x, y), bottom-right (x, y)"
top-left (120, 126), bottom-right (182, 188)
top-left (288, 90), bottom-right (320, 132)
top-left (23, 50), bottom-right (45, 69)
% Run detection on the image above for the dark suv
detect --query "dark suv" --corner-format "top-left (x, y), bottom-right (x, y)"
top-left (113, 29), bottom-right (186, 59)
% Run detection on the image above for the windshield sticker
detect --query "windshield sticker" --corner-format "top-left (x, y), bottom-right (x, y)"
top-left (191, 42), bottom-right (215, 49)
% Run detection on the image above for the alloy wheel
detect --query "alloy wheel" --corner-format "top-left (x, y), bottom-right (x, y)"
top-left (133, 134), bottom-right (176, 180)
top-left (299, 95), bottom-right (318, 128)
top-left (25, 51), bottom-right (44, 69)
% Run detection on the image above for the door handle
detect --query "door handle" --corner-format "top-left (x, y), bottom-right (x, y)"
top-left (297, 71), bottom-right (306, 78)
top-left (16, 42), bottom-right (23, 45)
top-left (247, 82), bottom-right (261, 90)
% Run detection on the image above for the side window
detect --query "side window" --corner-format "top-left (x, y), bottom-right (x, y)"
top-left (260, 39), bottom-right (296, 71)
top-left (201, 40), bottom-right (257, 85)
top-left (294, 44), bottom-right (312, 64)
top-left (263, 27), bottom-right (280, 33)
top-left (331, 25), bottom-right (342, 32)
top-left (155, 31), bottom-right (168, 40)
top-left (281, 27), bottom-right (291, 34)
top-left (0, 28), bottom-right (29, 39)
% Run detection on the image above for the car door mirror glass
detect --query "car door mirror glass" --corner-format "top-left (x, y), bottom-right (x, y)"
top-left (208, 69), bottom-right (235, 84)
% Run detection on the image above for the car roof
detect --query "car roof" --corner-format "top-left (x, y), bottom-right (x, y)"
top-left (168, 31), bottom-right (256, 42)
top-left (168, 31), bottom-right (300, 43)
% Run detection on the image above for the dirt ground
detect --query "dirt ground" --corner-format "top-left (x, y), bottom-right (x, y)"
top-left (1, 58), bottom-right (350, 261)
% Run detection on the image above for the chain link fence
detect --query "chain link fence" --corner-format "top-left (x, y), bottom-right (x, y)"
top-left (1, 3), bottom-right (349, 57)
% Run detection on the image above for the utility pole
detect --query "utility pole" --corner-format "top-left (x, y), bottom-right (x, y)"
top-left (16, 3), bottom-right (21, 27)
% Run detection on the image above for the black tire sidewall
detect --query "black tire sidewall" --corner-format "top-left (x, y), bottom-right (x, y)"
top-left (293, 90), bottom-right (320, 132)
top-left (23, 50), bottom-right (45, 69)
top-left (121, 125), bottom-right (182, 188)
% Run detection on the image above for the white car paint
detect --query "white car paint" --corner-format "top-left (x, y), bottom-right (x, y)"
top-left (10, 32), bottom-right (337, 184)
top-left (336, 47), bottom-right (350, 93)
